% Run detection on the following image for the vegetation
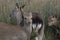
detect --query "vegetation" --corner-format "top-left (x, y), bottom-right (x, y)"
top-left (0, 0), bottom-right (60, 40)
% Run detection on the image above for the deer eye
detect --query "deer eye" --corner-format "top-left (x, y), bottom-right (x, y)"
top-left (31, 18), bottom-right (32, 19)
top-left (24, 18), bottom-right (27, 19)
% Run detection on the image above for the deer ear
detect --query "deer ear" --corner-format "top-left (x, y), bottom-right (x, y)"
top-left (20, 4), bottom-right (26, 9)
top-left (21, 4), bottom-right (25, 8)
top-left (16, 3), bottom-right (19, 8)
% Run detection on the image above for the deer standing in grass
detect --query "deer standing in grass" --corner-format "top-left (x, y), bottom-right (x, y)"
top-left (48, 15), bottom-right (60, 40)
top-left (0, 3), bottom-right (32, 40)
top-left (31, 12), bottom-right (44, 40)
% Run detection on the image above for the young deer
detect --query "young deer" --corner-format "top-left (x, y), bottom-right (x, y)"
top-left (0, 3), bottom-right (32, 40)
top-left (23, 12), bottom-right (32, 40)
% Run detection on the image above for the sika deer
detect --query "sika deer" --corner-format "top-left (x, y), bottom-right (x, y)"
top-left (0, 13), bottom-right (32, 40)
top-left (48, 15), bottom-right (60, 40)
top-left (0, 3), bottom-right (32, 40)
top-left (31, 12), bottom-right (44, 40)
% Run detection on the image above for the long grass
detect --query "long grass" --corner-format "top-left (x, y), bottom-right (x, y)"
top-left (0, 0), bottom-right (60, 40)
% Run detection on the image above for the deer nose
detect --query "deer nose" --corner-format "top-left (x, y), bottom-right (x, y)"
top-left (28, 22), bottom-right (30, 24)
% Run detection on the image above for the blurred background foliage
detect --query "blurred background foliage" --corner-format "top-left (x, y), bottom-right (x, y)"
top-left (0, 0), bottom-right (60, 40)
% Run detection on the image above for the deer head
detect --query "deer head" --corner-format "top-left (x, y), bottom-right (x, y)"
top-left (10, 3), bottom-right (26, 25)
top-left (48, 15), bottom-right (58, 26)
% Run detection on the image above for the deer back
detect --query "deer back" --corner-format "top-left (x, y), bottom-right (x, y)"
top-left (0, 22), bottom-right (27, 40)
